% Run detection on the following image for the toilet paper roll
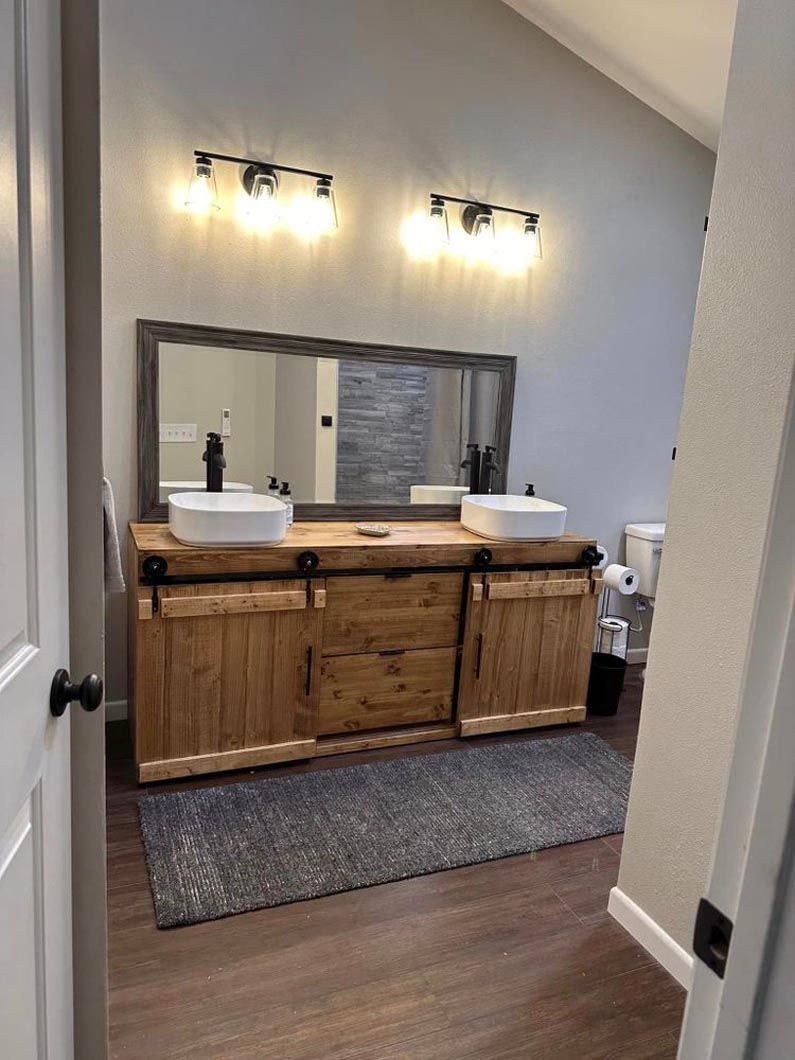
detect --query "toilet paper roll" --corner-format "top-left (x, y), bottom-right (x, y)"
top-left (603, 563), bottom-right (638, 595)
top-left (595, 544), bottom-right (608, 570)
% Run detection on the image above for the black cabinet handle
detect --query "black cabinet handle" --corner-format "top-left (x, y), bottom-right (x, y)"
top-left (305, 645), bottom-right (314, 697)
top-left (474, 634), bottom-right (484, 679)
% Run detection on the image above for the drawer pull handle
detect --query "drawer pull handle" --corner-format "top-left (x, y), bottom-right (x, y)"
top-left (305, 645), bottom-right (314, 697)
top-left (475, 633), bottom-right (484, 679)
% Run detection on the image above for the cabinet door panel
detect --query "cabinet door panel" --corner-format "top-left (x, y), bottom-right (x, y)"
top-left (134, 580), bottom-right (323, 774)
top-left (458, 570), bottom-right (600, 735)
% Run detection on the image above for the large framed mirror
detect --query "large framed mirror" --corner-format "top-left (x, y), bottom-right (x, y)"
top-left (137, 320), bottom-right (516, 522)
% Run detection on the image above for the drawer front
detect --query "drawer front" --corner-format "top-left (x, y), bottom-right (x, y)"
top-left (318, 647), bottom-right (456, 735)
top-left (322, 573), bottom-right (463, 656)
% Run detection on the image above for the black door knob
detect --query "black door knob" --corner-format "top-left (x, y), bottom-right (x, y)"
top-left (50, 669), bottom-right (104, 718)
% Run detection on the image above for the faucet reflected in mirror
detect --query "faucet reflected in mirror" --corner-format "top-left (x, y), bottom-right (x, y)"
top-left (461, 442), bottom-right (501, 494)
top-left (202, 432), bottom-right (226, 492)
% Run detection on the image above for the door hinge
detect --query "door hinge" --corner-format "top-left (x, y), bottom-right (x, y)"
top-left (693, 897), bottom-right (733, 979)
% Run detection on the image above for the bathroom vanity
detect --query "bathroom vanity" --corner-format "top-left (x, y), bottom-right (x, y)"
top-left (128, 522), bottom-right (602, 782)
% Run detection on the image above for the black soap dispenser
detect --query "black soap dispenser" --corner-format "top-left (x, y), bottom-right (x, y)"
top-left (525, 483), bottom-right (536, 497)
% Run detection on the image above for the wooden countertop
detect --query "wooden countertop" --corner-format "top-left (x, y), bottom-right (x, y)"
top-left (129, 522), bottom-right (596, 578)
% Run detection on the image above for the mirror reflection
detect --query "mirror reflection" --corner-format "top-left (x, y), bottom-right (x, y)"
top-left (158, 343), bottom-right (502, 505)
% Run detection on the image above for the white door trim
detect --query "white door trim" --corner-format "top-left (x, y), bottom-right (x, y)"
top-left (678, 390), bottom-right (795, 1057)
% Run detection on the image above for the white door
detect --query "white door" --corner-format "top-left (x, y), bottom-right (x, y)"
top-left (1, 0), bottom-right (79, 1056)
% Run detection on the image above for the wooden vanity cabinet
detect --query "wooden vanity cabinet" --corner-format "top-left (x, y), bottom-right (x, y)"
top-left (457, 569), bottom-right (601, 736)
top-left (128, 524), bottom-right (601, 781)
top-left (130, 579), bottom-right (325, 781)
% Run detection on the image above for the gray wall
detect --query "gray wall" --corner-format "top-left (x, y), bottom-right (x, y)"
top-left (100, 0), bottom-right (715, 701)
top-left (617, 0), bottom-right (795, 956)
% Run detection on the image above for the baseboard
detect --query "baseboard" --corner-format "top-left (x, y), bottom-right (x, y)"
top-left (105, 699), bottom-right (128, 722)
top-left (627, 647), bottom-right (648, 665)
top-left (608, 886), bottom-right (693, 989)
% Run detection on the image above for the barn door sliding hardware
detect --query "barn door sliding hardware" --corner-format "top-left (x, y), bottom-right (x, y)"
top-left (141, 555), bottom-right (169, 612)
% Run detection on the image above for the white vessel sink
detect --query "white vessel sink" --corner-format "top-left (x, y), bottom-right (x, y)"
top-left (159, 480), bottom-right (253, 503)
top-left (169, 492), bottom-right (287, 547)
top-left (410, 485), bottom-right (470, 505)
top-left (461, 494), bottom-right (567, 541)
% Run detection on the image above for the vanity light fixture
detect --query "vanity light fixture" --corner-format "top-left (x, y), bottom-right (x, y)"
top-left (184, 150), bottom-right (338, 235)
top-left (427, 193), bottom-right (543, 264)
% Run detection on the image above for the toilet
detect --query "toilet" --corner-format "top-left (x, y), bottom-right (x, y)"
top-left (624, 522), bottom-right (665, 606)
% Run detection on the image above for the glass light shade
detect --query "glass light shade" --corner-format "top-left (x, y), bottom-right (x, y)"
top-left (428, 198), bottom-right (450, 245)
top-left (185, 157), bottom-right (220, 211)
top-left (246, 169), bottom-right (280, 226)
top-left (471, 209), bottom-right (495, 242)
top-left (313, 179), bottom-right (339, 233)
top-left (523, 216), bottom-right (543, 259)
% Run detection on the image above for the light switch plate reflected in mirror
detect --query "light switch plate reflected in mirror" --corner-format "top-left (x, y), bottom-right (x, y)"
top-left (160, 423), bottom-right (197, 443)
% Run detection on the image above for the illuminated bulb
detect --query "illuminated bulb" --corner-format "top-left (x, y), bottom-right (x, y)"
top-left (185, 156), bottom-right (220, 212)
top-left (245, 167), bottom-right (280, 228)
top-left (523, 215), bottom-right (543, 259)
top-left (495, 228), bottom-right (533, 275)
top-left (461, 205), bottom-right (496, 263)
top-left (471, 208), bottom-right (495, 243)
top-left (313, 178), bottom-right (339, 233)
top-left (427, 197), bottom-right (450, 246)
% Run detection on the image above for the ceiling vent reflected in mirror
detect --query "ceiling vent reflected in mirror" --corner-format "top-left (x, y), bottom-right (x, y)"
top-left (182, 150), bottom-right (338, 240)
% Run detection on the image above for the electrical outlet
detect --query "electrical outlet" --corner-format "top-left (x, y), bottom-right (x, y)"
top-left (221, 408), bottom-right (231, 437)
top-left (160, 423), bottom-right (197, 443)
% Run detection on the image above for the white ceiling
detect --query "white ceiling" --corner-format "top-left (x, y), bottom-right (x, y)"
top-left (502, 0), bottom-right (737, 149)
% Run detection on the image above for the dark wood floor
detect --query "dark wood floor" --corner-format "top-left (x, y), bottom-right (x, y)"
top-left (106, 667), bottom-right (684, 1059)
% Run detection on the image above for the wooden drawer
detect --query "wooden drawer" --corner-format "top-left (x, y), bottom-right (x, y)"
top-left (318, 647), bottom-right (456, 735)
top-left (322, 573), bottom-right (463, 656)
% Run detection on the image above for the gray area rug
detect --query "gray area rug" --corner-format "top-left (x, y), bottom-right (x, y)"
top-left (138, 732), bottom-right (631, 928)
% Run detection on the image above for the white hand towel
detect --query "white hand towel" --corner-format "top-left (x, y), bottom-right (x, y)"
top-left (103, 477), bottom-right (125, 593)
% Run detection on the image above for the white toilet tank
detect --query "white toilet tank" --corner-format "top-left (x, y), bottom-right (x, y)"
top-left (624, 522), bottom-right (665, 599)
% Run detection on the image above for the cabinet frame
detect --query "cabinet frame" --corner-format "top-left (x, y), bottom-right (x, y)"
top-left (128, 528), bottom-right (601, 781)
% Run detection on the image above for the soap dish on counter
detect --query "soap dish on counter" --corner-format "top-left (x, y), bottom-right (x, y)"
top-left (355, 523), bottom-right (392, 537)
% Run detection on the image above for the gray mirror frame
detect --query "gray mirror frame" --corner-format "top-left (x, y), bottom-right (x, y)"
top-left (137, 319), bottom-right (516, 522)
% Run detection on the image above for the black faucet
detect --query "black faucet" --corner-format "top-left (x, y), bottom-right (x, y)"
top-left (480, 445), bottom-right (500, 494)
top-left (202, 432), bottom-right (226, 492)
top-left (461, 443), bottom-right (483, 494)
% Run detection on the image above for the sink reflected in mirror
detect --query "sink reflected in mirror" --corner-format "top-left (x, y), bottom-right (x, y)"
top-left (409, 485), bottom-right (470, 505)
top-left (168, 492), bottom-right (287, 547)
top-left (461, 495), bottom-right (567, 541)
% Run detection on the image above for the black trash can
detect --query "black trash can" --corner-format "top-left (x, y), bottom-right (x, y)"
top-left (586, 652), bottom-right (628, 716)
